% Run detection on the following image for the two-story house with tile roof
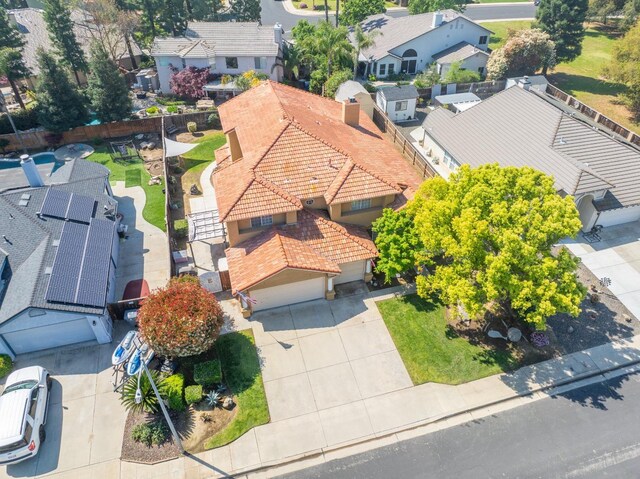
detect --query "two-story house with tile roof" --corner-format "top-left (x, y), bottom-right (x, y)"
top-left (212, 81), bottom-right (422, 313)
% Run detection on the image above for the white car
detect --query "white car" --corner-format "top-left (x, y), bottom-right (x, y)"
top-left (0, 366), bottom-right (51, 465)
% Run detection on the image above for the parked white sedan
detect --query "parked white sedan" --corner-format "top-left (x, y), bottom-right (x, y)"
top-left (0, 366), bottom-right (51, 465)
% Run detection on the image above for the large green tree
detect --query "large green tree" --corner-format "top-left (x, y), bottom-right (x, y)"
top-left (35, 50), bottom-right (89, 133)
top-left (299, 21), bottom-right (353, 78)
top-left (408, 0), bottom-right (465, 15)
top-left (486, 29), bottom-right (557, 80)
top-left (535, 0), bottom-right (588, 64)
top-left (86, 43), bottom-right (133, 122)
top-left (0, 8), bottom-right (25, 49)
top-left (0, 48), bottom-right (30, 109)
top-left (341, 0), bottom-right (386, 25)
top-left (230, 0), bottom-right (261, 22)
top-left (191, 0), bottom-right (225, 21)
top-left (376, 164), bottom-right (585, 329)
top-left (43, 0), bottom-right (88, 85)
top-left (158, 0), bottom-right (188, 36)
top-left (372, 208), bottom-right (423, 282)
top-left (605, 21), bottom-right (640, 120)
top-left (442, 61), bottom-right (481, 83)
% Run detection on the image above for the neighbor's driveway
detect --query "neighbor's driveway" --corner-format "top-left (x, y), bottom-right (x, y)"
top-left (0, 324), bottom-right (129, 479)
top-left (563, 221), bottom-right (640, 319)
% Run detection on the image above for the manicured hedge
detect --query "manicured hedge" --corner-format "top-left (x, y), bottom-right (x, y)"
top-left (164, 373), bottom-right (185, 411)
top-left (185, 384), bottom-right (203, 405)
top-left (194, 359), bottom-right (222, 387)
top-left (0, 354), bottom-right (12, 379)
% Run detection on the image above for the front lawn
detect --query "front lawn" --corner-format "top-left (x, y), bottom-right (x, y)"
top-left (377, 294), bottom-right (520, 385)
top-left (87, 147), bottom-right (166, 231)
top-left (481, 21), bottom-right (638, 134)
top-left (205, 330), bottom-right (270, 449)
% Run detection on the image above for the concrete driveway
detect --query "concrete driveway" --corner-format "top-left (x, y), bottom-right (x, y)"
top-left (0, 324), bottom-right (129, 479)
top-left (563, 221), bottom-right (640, 319)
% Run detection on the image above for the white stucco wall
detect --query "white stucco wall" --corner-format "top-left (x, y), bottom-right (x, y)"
top-left (597, 205), bottom-right (640, 228)
top-left (383, 97), bottom-right (418, 122)
top-left (374, 17), bottom-right (490, 79)
top-left (439, 51), bottom-right (490, 77)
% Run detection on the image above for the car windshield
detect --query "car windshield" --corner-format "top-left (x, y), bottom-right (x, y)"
top-left (2, 380), bottom-right (37, 395)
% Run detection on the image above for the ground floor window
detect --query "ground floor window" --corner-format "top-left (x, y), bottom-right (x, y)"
top-left (395, 101), bottom-right (408, 112)
top-left (379, 64), bottom-right (386, 76)
top-left (251, 215), bottom-right (273, 228)
top-left (225, 57), bottom-right (239, 69)
top-left (388, 64), bottom-right (395, 75)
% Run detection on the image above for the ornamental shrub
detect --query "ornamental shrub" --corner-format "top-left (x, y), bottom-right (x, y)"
top-left (174, 219), bottom-right (188, 238)
top-left (0, 354), bottom-right (13, 379)
top-left (164, 373), bottom-right (186, 411)
top-left (185, 384), bottom-right (203, 405)
top-left (194, 359), bottom-right (222, 387)
top-left (131, 421), bottom-right (169, 446)
top-left (187, 121), bottom-right (197, 133)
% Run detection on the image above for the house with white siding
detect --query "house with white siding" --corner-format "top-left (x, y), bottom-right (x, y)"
top-left (356, 11), bottom-right (492, 79)
top-left (151, 22), bottom-right (284, 94)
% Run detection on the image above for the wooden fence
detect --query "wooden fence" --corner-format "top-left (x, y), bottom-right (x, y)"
top-left (546, 83), bottom-right (640, 148)
top-left (372, 105), bottom-right (438, 179)
top-left (1, 111), bottom-right (212, 152)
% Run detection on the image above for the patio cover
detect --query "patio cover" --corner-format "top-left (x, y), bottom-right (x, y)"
top-left (164, 138), bottom-right (199, 158)
top-left (187, 210), bottom-right (226, 242)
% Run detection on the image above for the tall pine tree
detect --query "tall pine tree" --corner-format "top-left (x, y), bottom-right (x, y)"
top-left (535, 0), bottom-right (588, 65)
top-left (0, 8), bottom-right (25, 49)
top-left (43, 0), bottom-right (88, 85)
top-left (231, 0), bottom-right (261, 22)
top-left (36, 50), bottom-right (89, 133)
top-left (87, 43), bottom-right (133, 122)
top-left (0, 48), bottom-right (30, 109)
top-left (158, 0), bottom-right (188, 36)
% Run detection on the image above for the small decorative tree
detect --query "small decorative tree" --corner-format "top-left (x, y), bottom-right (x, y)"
top-left (486, 29), bottom-right (556, 80)
top-left (169, 66), bottom-right (210, 100)
top-left (137, 276), bottom-right (225, 357)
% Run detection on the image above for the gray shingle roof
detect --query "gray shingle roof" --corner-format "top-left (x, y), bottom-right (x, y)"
top-left (358, 11), bottom-right (492, 62)
top-left (9, 8), bottom-right (143, 76)
top-left (378, 84), bottom-right (419, 101)
top-left (421, 85), bottom-right (640, 207)
top-left (335, 80), bottom-right (369, 102)
top-left (152, 22), bottom-right (280, 58)
top-left (0, 159), bottom-right (115, 325)
top-left (432, 41), bottom-right (489, 64)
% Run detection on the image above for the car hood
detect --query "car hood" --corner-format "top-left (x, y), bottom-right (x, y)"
top-left (5, 366), bottom-right (42, 386)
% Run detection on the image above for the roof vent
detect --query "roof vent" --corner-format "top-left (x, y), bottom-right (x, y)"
top-left (45, 267), bottom-right (53, 275)
top-left (52, 239), bottom-right (60, 247)
top-left (559, 137), bottom-right (567, 145)
top-left (19, 193), bottom-right (31, 207)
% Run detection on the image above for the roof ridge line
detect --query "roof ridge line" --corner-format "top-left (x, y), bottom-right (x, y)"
top-left (302, 209), bottom-right (378, 255)
top-left (351, 161), bottom-right (402, 192)
top-left (254, 175), bottom-right (302, 207)
top-left (324, 160), bottom-right (355, 204)
top-left (290, 121), bottom-right (354, 160)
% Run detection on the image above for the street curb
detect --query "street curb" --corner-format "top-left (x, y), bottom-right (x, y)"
top-left (230, 355), bottom-right (640, 478)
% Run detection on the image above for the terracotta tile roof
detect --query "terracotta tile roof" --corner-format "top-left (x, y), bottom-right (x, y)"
top-left (224, 177), bottom-right (302, 222)
top-left (226, 209), bottom-right (377, 293)
top-left (324, 160), bottom-right (401, 204)
top-left (213, 81), bottom-right (422, 220)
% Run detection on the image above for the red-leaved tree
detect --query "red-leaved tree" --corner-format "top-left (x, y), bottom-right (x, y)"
top-left (137, 276), bottom-right (225, 357)
top-left (169, 66), bottom-right (210, 99)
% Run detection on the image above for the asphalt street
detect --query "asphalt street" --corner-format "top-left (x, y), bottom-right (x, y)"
top-left (261, 1), bottom-right (537, 32)
top-left (278, 372), bottom-right (640, 479)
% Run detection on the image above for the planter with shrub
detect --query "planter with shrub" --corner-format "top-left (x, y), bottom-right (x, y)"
top-left (164, 373), bottom-right (186, 411)
top-left (173, 219), bottom-right (188, 238)
top-left (194, 359), bottom-right (222, 388)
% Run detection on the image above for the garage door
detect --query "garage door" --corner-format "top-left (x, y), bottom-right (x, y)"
top-left (597, 206), bottom-right (640, 228)
top-left (334, 260), bottom-right (365, 285)
top-left (250, 277), bottom-right (325, 312)
top-left (2, 318), bottom-right (96, 355)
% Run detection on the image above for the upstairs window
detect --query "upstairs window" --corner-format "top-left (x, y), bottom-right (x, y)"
top-left (254, 56), bottom-right (267, 70)
top-left (225, 57), bottom-right (239, 69)
top-left (479, 35), bottom-right (488, 45)
top-left (251, 215), bottom-right (273, 228)
top-left (351, 199), bottom-right (371, 211)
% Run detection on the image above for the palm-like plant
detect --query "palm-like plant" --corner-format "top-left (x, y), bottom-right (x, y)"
top-left (352, 26), bottom-right (379, 80)
top-left (313, 22), bottom-right (354, 77)
top-left (273, 43), bottom-right (303, 81)
top-left (121, 370), bottom-right (167, 414)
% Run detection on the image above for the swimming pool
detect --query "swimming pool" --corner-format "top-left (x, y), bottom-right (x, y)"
top-left (0, 152), bottom-right (61, 170)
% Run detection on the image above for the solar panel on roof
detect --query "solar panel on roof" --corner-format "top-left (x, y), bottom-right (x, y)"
top-left (67, 195), bottom-right (96, 223)
top-left (45, 222), bottom-right (89, 304)
top-left (75, 218), bottom-right (115, 307)
top-left (40, 188), bottom-right (72, 219)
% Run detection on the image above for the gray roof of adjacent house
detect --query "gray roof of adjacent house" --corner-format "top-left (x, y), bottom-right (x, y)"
top-left (0, 158), bottom-right (116, 325)
top-left (378, 84), bottom-right (419, 102)
top-left (432, 41), bottom-right (489, 64)
top-left (335, 81), bottom-right (370, 102)
top-left (151, 22), bottom-right (280, 58)
top-left (422, 85), bottom-right (640, 210)
top-left (8, 8), bottom-right (143, 76)
top-left (434, 92), bottom-right (481, 105)
top-left (357, 11), bottom-right (492, 61)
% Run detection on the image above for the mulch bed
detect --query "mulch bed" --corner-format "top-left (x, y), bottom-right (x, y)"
top-left (121, 411), bottom-right (181, 464)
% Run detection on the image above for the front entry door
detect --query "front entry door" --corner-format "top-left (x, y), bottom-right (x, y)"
top-left (401, 60), bottom-right (417, 74)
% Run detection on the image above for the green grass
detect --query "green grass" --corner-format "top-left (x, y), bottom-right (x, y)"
top-left (291, 0), bottom-right (396, 12)
top-left (181, 133), bottom-right (226, 202)
top-left (86, 147), bottom-right (166, 231)
top-left (481, 21), bottom-right (638, 133)
top-left (377, 295), bottom-right (520, 385)
top-left (205, 330), bottom-right (270, 449)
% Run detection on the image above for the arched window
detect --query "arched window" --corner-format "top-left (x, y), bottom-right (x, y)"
top-left (402, 49), bottom-right (417, 58)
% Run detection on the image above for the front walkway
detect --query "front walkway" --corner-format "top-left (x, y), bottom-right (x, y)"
top-left (563, 221), bottom-right (640, 319)
top-left (113, 181), bottom-right (170, 299)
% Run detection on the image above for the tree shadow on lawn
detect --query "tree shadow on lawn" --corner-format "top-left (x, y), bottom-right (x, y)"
top-left (548, 72), bottom-right (627, 98)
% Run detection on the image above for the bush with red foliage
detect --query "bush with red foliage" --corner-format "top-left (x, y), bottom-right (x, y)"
top-left (169, 66), bottom-right (210, 100)
top-left (137, 276), bottom-right (224, 357)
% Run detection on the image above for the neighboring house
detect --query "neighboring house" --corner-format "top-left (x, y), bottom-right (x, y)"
top-left (357, 11), bottom-right (492, 79)
top-left (335, 80), bottom-right (375, 119)
top-left (8, 8), bottom-right (143, 87)
top-left (151, 22), bottom-right (284, 94)
top-left (376, 85), bottom-right (419, 122)
top-left (212, 81), bottom-right (422, 313)
top-left (0, 156), bottom-right (119, 358)
top-left (420, 79), bottom-right (640, 231)
top-left (433, 92), bottom-right (481, 112)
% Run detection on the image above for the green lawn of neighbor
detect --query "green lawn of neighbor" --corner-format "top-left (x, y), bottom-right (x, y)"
top-left (377, 294), bottom-right (520, 385)
top-left (87, 146), bottom-right (166, 231)
top-left (481, 21), bottom-right (638, 134)
top-left (291, 0), bottom-right (397, 12)
top-left (205, 330), bottom-right (270, 449)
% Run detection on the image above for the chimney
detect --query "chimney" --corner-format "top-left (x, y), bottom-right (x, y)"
top-left (517, 75), bottom-right (531, 90)
top-left (342, 98), bottom-right (360, 127)
top-left (432, 11), bottom-right (444, 28)
top-left (274, 23), bottom-right (283, 46)
top-left (20, 155), bottom-right (45, 188)
top-left (227, 129), bottom-right (243, 162)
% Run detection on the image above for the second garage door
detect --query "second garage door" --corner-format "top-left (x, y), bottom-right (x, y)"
top-left (250, 277), bottom-right (325, 312)
top-left (2, 317), bottom-right (96, 355)
top-left (334, 260), bottom-right (365, 285)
